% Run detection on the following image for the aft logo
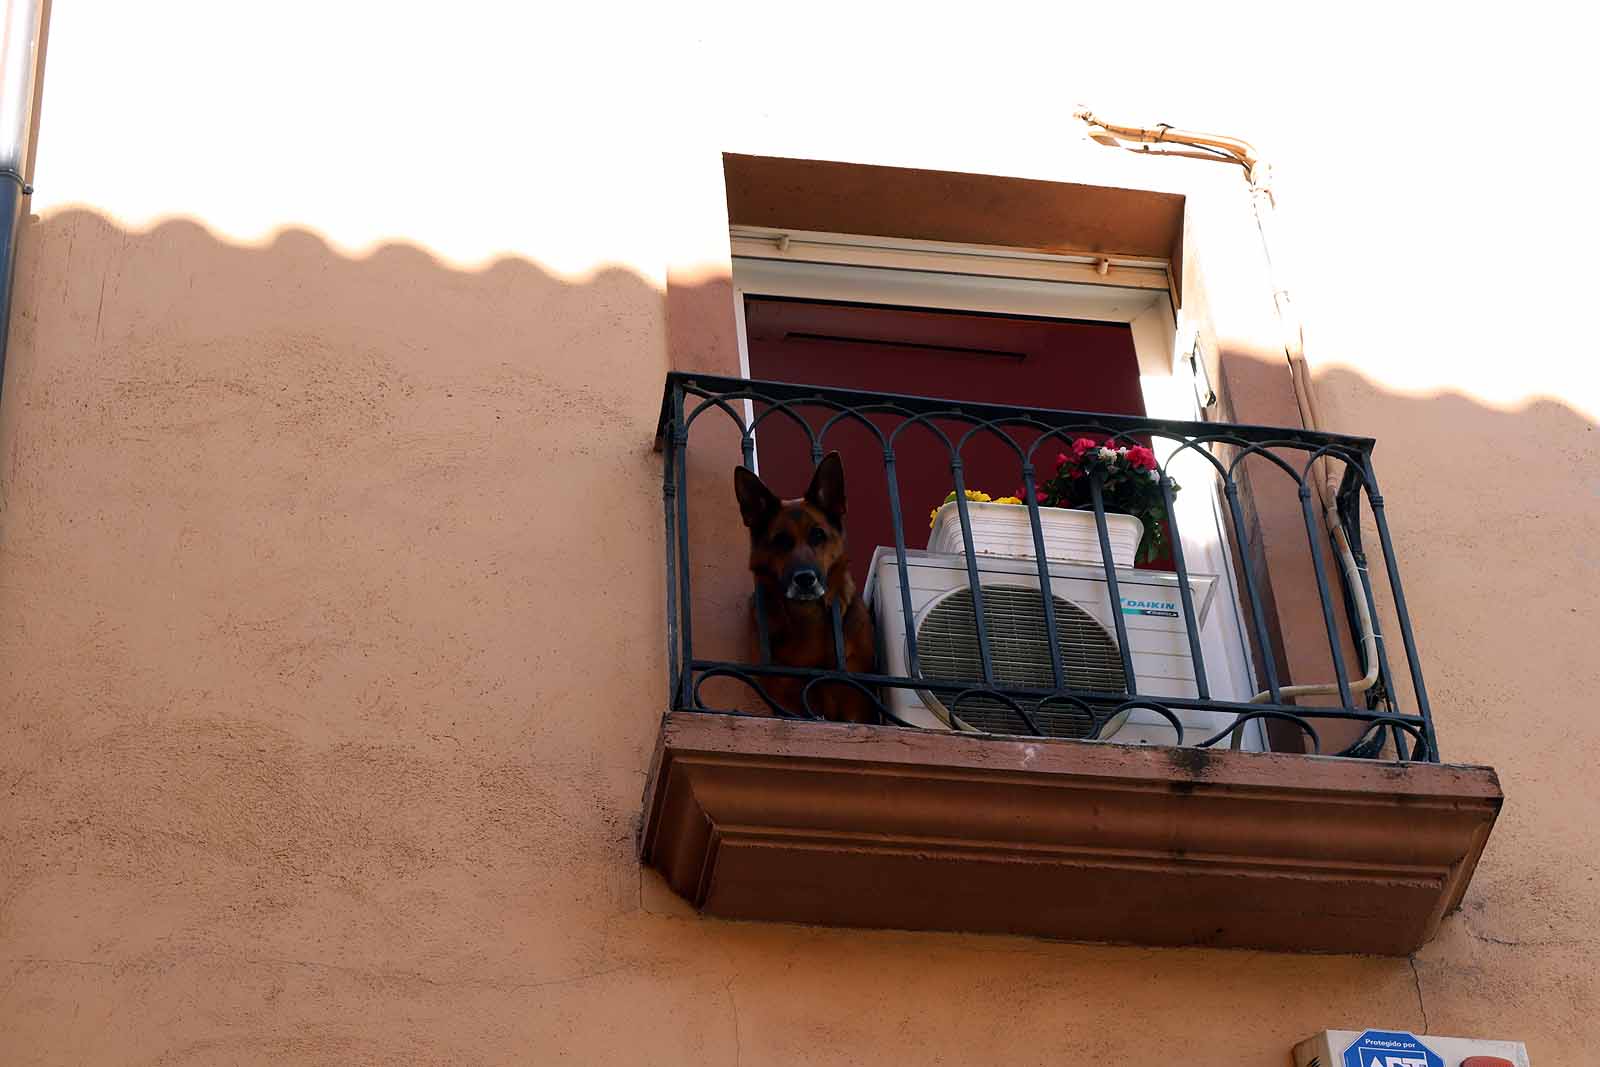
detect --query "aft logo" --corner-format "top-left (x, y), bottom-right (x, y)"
top-left (1341, 1030), bottom-right (1444, 1067)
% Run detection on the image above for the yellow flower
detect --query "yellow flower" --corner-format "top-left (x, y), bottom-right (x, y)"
top-left (932, 489), bottom-right (1002, 527)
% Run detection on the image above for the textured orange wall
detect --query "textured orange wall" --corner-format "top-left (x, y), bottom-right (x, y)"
top-left (1, 3), bottom-right (1596, 1065)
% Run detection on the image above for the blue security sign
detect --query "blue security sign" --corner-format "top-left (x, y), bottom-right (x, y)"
top-left (1341, 1030), bottom-right (1444, 1067)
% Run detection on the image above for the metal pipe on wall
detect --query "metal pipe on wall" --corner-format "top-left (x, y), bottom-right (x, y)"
top-left (1074, 109), bottom-right (1383, 712)
top-left (0, 0), bottom-right (45, 394)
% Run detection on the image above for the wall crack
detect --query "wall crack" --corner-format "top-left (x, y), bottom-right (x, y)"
top-left (726, 978), bottom-right (742, 1066)
top-left (1407, 955), bottom-right (1429, 1034)
top-left (1460, 913), bottom-right (1596, 949)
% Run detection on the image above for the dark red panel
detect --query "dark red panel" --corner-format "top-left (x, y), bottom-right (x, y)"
top-left (744, 298), bottom-right (1152, 587)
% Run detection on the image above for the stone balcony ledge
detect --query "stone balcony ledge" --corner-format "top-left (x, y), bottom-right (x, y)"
top-left (639, 711), bottom-right (1502, 955)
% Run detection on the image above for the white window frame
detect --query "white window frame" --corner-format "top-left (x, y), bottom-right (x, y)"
top-left (729, 225), bottom-right (1266, 748)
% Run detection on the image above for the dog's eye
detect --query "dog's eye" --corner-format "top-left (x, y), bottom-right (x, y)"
top-left (770, 531), bottom-right (795, 552)
top-left (806, 526), bottom-right (828, 547)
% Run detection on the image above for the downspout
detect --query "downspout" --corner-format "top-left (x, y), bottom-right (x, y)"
top-left (1072, 110), bottom-right (1380, 709)
top-left (0, 0), bottom-right (44, 392)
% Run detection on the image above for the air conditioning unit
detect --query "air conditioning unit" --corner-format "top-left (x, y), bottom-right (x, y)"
top-left (863, 546), bottom-right (1223, 746)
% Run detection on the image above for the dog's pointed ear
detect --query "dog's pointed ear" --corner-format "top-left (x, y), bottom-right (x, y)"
top-left (805, 451), bottom-right (846, 528)
top-left (734, 466), bottom-right (780, 530)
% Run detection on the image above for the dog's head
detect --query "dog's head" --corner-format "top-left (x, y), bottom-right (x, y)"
top-left (734, 452), bottom-right (848, 602)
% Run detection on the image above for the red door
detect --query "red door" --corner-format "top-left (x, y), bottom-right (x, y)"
top-left (744, 297), bottom-right (1151, 588)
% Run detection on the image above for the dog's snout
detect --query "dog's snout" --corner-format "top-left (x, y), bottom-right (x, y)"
top-left (783, 565), bottom-right (825, 601)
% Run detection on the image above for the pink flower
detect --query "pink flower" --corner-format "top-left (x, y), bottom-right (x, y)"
top-left (1055, 452), bottom-right (1069, 468)
top-left (1071, 437), bottom-right (1098, 457)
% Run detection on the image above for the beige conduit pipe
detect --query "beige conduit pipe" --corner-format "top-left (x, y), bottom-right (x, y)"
top-left (1072, 111), bottom-right (1381, 712)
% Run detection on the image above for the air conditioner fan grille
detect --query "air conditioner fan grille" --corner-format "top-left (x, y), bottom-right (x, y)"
top-left (916, 584), bottom-right (1126, 738)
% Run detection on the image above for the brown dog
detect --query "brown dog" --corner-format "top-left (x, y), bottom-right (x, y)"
top-left (733, 452), bottom-right (877, 723)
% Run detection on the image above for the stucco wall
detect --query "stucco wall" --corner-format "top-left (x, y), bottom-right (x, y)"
top-left (2, 3), bottom-right (1595, 1065)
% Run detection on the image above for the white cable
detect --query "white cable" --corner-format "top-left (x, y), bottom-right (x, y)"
top-left (1246, 508), bottom-right (1379, 705)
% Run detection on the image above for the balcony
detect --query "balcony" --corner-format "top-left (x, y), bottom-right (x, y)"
top-left (640, 373), bottom-right (1501, 954)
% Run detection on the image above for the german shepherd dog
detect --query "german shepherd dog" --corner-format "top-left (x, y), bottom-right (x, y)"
top-left (734, 452), bottom-right (877, 723)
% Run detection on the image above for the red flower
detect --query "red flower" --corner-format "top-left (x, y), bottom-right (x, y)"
top-left (1071, 437), bottom-right (1098, 457)
top-left (1126, 445), bottom-right (1157, 471)
top-left (1014, 486), bottom-right (1026, 500)
top-left (1055, 452), bottom-right (1069, 468)
top-left (1036, 490), bottom-right (1049, 503)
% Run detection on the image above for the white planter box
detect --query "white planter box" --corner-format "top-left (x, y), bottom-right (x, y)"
top-left (927, 500), bottom-right (1144, 569)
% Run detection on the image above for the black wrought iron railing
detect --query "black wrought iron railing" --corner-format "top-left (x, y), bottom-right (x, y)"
top-left (657, 372), bottom-right (1439, 763)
